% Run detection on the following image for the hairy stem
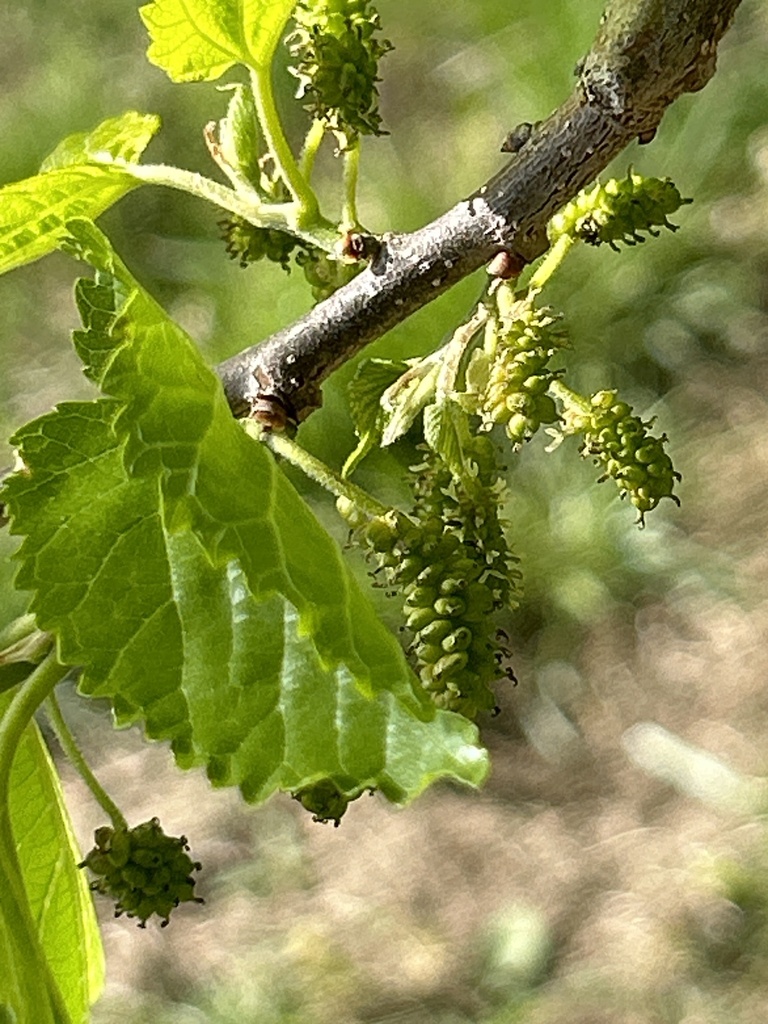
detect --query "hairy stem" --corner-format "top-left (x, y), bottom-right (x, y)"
top-left (250, 66), bottom-right (319, 227)
top-left (249, 424), bottom-right (389, 518)
top-left (125, 161), bottom-right (339, 250)
top-left (44, 692), bottom-right (127, 831)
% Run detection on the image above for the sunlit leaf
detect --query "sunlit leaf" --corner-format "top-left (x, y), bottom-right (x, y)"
top-left (0, 691), bottom-right (104, 1023)
top-left (140, 0), bottom-right (297, 81)
top-left (1, 220), bottom-right (489, 808)
top-left (0, 112), bottom-right (160, 277)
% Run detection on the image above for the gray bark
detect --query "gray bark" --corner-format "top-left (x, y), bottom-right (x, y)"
top-left (217, 0), bottom-right (743, 426)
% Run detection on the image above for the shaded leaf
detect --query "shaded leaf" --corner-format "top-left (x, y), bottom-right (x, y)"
top-left (380, 355), bottom-right (441, 447)
top-left (343, 357), bottom-right (409, 478)
top-left (423, 399), bottom-right (474, 482)
top-left (217, 82), bottom-right (262, 185)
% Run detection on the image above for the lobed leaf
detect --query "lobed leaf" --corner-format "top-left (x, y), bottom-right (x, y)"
top-left (1, 220), bottom-right (488, 808)
top-left (0, 112), bottom-right (160, 277)
top-left (140, 0), bottom-right (297, 82)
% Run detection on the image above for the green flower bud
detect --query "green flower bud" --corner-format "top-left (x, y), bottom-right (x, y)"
top-left (293, 778), bottom-right (352, 826)
top-left (549, 171), bottom-right (691, 250)
top-left (442, 627), bottom-right (473, 653)
top-left (418, 618), bottom-right (454, 645)
top-left (477, 291), bottom-right (565, 445)
top-left (220, 216), bottom-right (298, 271)
top-left (296, 246), bottom-right (362, 303)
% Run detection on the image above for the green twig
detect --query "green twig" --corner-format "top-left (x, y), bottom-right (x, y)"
top-left (0, 653), bottom-right (69, 796)
top-left (250, 66), bottom-right (320, 227)
top-left (246, 423), bottom-right (389, 519)
top-left (123, 161), bottom-right (338, 250)
top-left (342, 141), bottom-right (361, 230)
top-left (523, 233), bottom-right (575, 294)
top-left (124, 163), bottom-right (289, 227)
top-left (44, 692), bottom-right (127, 831)
top-left (299, 118), bottom-right (327, 184)
top-left (550, 378), bottom-right (591, 413)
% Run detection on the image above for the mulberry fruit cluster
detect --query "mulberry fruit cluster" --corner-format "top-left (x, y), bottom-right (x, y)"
top-left (286, 0), bottom-right (393, 142)
top-left (479, 297), bottom-right (564, 445)
top-left (295, 245), bottom-right (362, 301)
top-left (293, 778), bottom-right (356, 826)
top-left (220, 215), bottom-right (299, 271)
top-left (80, 819), bottom-right (202, 927)
top-left (220, 222), bottom-right (362, 301)
top-left (548, 172), bottom-right (690, 250)
top-left (341, 441), bottom-right (519, 718)
top-left (578, 390), bottom-right (681, 522)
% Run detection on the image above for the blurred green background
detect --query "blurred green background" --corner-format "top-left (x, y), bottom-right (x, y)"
top-left (3, 1), bottom-right (768, 1022)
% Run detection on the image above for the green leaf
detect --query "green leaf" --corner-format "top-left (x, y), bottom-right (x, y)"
top-left (0, 112), bottom-right (160, 277)
top-left (423, 399), bottom-right (475, 482)
top-left (1, 220), bottom-right (488, 808)
top-left (379, 355), bottom-right (441, 448)
top-left (343, 357), bottom-right (410, 478)
top-left (140, 0), bottom-right (297, 82)
top-left (217, 82), bottom-right (262, 185)
top-left (40, 112), bottom-right (161, 171)
top-left (0, 691), bottom-right (104, 1023)
top-left (9, 712), bottom-right (104, 1020)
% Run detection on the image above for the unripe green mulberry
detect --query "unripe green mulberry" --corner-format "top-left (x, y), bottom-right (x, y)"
top-left (296, 245), bottom-right (363, 302)
top-left (293, 778), bottom-right (354, 825)
top-left (220, 215), bottom-right (299, 271)
top-left (548, 171), bottom-right (691, 250)
top-left (80, 819), bottom-right (202, 927)
top-left (477, 293), bottom-right (565, 445)
top-left (286, 0), bottom-right (393, 142)
top-left (578, 390), bottom-right (681, 522)
top-left (340, 442), bottom-right (519, 718)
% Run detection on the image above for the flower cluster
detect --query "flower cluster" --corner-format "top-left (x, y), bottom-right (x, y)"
top-left (80, 819), bottom-right (202, 927)
top-left (548, 172), bottom-right (690, 250)
top-left (295, 245), bottom-right (363, 301)
top-left (293, 778), bottom-right (356, 826)
top-left (341, 441), bottom-right (519, 718)
top-left (286, 0), bottom-right (393, 142)
top-left (570, 390), bottom-right (681, 522)
top-left (477, 295), bottom-right (564, 445)
top-left (220, 215), bottom-right (300, 271)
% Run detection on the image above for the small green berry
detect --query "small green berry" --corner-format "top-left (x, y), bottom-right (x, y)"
top-left (80, 819), bottom-right (202, 927)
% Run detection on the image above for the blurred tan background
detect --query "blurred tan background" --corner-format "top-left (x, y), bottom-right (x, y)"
top-left (2, 2), bottom-right (768, 1021)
